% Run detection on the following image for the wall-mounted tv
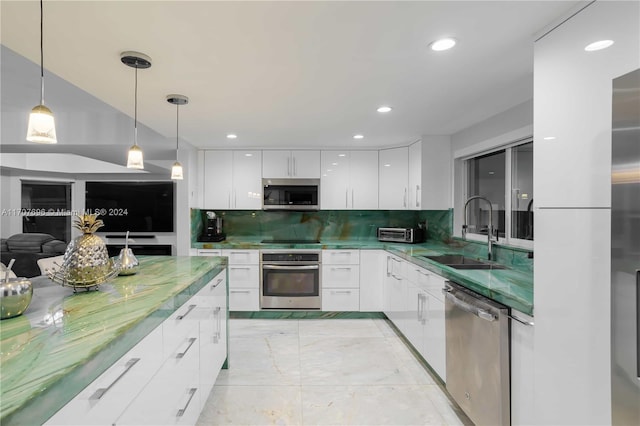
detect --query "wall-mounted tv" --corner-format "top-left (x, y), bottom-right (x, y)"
top-left (85, 181), bottom-right (174, 233)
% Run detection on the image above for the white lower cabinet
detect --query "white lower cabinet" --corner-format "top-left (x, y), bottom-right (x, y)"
top-left (322, 250), bottom-right (360, 311)
top-left (359, 250), bottom-right (384, 311)
top-left (510, 311), bottom-right (535, 426)
top-left (385, 257), bottom-right (447, 382)
top-left (222, 250), bottom-right (259, 311)
top-left (45, 270), bottom-right (228, 426)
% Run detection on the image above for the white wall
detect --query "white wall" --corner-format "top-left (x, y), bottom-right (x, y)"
top-left (533, 1), bottom-right (640, 424)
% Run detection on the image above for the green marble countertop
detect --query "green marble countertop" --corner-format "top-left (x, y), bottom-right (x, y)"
top-left (193, 237), bottom-right (533, 316)
top-left (0, 255), bottom-right (227, 426)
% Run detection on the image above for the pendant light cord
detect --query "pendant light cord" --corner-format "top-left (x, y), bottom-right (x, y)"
top-left (176, 103), bottom-right (180, 152)
top-left (134, 65), bottom-right (138, 146)
top-left (39, 0), bottom-right (45, 105)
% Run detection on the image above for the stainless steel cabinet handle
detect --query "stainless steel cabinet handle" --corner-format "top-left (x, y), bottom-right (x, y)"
top-left (176, 388), bottom-right (197, 417)
top-left (214, 306), bottom-right (221, 343)
top-left (507, 314), bottom-right (535, 326)
top-left (90, 358), bottom-right (140, 400)
top-left (415, 185), bottom-right (420, 207)
top-left (177, 304), bottom-right (197, 320)
top-left (331, 290), bottom-right (352, 294)
top-left (230, 266), bottom-right (252, 270)
top-left (293, 157), bottom-right (297, 176)
top-left (177, 337), bottom-right (197, 358)
top-left (287, 157), bottom-right (291, 176)
top-left (230, 290), bottom-right (251, 294)
top-left (262, 264), bottom-right (319, 270)
top-left (403, 188), bottom-right (407, 207)
top-left (331, 267), bottom-right (352, 271)
top-left (386, 256), bottom-right (391, 277)
top-left (346, 189), bottom-right (349, 208)
top-left (210, 277), bottom-right (224, 289)
top-left (352, 189), bottom-right (354, 208)
top-left (417, 293), bottom-right (423, 321)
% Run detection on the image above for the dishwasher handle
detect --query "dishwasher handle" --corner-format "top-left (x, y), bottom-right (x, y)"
top-left (443, 288), bottom-right (497, 322)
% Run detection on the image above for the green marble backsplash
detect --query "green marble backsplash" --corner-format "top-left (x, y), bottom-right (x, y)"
top-left (191, 209), bottom-right (453, 243)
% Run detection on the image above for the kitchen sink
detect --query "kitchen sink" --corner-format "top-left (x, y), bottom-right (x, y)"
top-left (420, 254), bottom-right (507, 270)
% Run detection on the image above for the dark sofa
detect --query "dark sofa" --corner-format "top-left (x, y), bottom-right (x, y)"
top-left (0, 233), bottom-right (67, 277)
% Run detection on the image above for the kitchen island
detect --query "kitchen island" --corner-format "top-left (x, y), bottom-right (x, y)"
top-left (0, 255), bottom-right (227, 425)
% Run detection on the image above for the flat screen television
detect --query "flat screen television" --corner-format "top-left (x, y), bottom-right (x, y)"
top-left (85, 181), bottom-right (174, 233)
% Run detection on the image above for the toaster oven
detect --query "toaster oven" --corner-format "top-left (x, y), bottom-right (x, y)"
top-left (377, 227), bottom-right (424, 243)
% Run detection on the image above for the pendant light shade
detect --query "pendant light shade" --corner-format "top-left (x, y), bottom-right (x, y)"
top-left (171, 161), bottom-right (184, 180)
top-left (121, 51), bottom-right (151, 169)
top-left (167, 94), bottom-right (189, 180)
top-left (27, 0), bottom-right (57, 144)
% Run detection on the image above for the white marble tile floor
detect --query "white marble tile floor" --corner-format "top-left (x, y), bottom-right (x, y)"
top-left (197, 319), bottom-right (470, 426)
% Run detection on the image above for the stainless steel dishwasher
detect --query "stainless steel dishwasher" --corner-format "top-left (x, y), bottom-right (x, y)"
top-left (443, 281), bottom-right (510, 426)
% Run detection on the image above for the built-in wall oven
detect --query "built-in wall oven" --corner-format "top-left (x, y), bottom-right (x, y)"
top-left (260, 250), bottom-right (321, 309)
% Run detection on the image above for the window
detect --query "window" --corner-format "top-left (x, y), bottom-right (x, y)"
top-left (463, 139), bottom-right (533, 247)
top-left (466, 150), bottom-right (506, 238)
top-left (511, 142), bottom-right (533, 241)
top-left (21, 181), bottom-right (72, 242)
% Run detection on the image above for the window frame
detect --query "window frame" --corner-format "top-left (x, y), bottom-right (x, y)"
top-left (458, 137), bottom-right (533, 250)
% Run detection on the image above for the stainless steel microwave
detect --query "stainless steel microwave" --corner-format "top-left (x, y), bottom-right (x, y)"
top-left (262, 178), bottom-right (320, 211)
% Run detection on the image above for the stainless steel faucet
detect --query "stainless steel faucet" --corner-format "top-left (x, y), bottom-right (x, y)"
top-left (462, 195), bottom-right (497, 261)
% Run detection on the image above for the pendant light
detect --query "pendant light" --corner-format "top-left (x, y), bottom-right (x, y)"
top-left (26, 0), bottom-right (57, 144)
top-left (166, 94), bottom-right (188, 180)
top-left (121, 51), bottom-right (151, 169)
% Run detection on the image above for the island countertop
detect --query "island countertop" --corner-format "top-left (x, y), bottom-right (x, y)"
top-left (0, 255), bottom-right (227, 425)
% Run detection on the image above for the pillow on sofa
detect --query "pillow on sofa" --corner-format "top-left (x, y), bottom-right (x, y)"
top-left (6, 233), bottom-right (55, 253)
top-left (43, 240), bottom-right (67, 254)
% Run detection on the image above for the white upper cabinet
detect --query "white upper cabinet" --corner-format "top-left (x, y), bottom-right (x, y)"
top-left (203, 151), bottom-right (233, 209)
top-left (202, 150), bottom-right (262, 209)
top-left (417, 136), bottom-right (452, 210)
top-left (533, 1), bottom-right (640, 208)
top-left (262, 150), bottom-right (320, 178)
top-left (232, 151), bottom-right (262, 209)
top-left (321, 150), bottom-right (378, 209)
top-left (379, 147), bottom-right (408, 210)
top-left (408, 142), bottom-right (422, 210)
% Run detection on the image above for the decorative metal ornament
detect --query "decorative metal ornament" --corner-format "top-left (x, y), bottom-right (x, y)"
top-left (117, 231), bottom-right (139, 275)
top-left (48, 214), bottom-right (119, 292)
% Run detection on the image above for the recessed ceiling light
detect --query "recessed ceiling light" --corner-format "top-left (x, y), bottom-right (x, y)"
top-left (331, 162), bottom-right (338, 166)
top-left (353, 134), bottom-right (364, 139)
top-left (543, 136), bottom-right (556, 140)
top-left (488, 171), bottom-right (495, 175)
top-left (227, 134), bottom-right (237, 139)
top-left (338, 154), bottom-right (346, 157)
top-left (244, 153), bottom-right (252, 157)
top-left (384, 164), bottom-right (391, 167)
top-left (585, 40), bottom-right (614, 52)
top-left (377, 106), bottom-right (392, 113)
top-left (430, 37), bottom-right (457, 51)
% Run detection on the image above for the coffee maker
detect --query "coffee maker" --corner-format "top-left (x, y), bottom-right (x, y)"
top-left (198, 211), bottom-right (226, 242)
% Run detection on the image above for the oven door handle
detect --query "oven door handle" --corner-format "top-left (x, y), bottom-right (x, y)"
top-left (262, 264), bottom-right (319, 270)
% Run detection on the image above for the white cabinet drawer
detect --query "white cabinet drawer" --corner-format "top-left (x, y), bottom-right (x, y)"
top-left (45, 327), bottom-right (163, 426)
top-left (228, 265), bottom-right (259, 288)
top-left (116, 379), bottom-right (202, 426)
top-left (197, 249), bottom-right (222, 256)
top-left (222, 249), bottom-right (259, 264)
top-left (322, 250), bottom-right (360, 265)
top-left (322, 289), bottom-right (360, 311)
top-left (322, 264), bottom-right (360, 288)
top-left (229, 288), bottom-right (260, 311)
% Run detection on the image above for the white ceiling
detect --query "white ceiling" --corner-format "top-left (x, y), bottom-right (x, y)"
top-left (1, 0), bottom-right (580, 168)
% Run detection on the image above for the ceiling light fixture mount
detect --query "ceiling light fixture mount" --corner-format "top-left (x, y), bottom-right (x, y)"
top-left (121, 51), bottom-right (152, 169)
top-left (26, 0), bottom-right (57, 144)
top-left (167, 94), bottom-right (189, 180)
